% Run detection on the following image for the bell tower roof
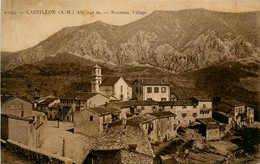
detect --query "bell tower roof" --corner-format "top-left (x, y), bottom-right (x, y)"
top-left (92, 64), bottom-right (101, 69)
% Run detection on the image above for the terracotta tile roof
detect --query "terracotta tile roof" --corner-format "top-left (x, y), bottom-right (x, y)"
top-left (189, 96), bottom-right (211, 102)
top-left (1, 95), bottom-right (32, 105)
top-left (88, 107), bottom-right (120, 116)
top-left (76, 92), bottom-right (98, 100)
top-left (157, 101), bottom-right (176, 106)
top-left (92, 120), bottom-right (155, 158)
top-left (126, 115), bottom-right (157, 126)
top-left (100, 77), bottom-right (121, 86)
top-left (217, 103), bottom-right (234, 116)
top-left (38, 98), bottom-right (56, 106)
top-left (137, 100), bottom-right (158, 106)
top-left (133, 78), bottom-right (169, 86)
top-left (221, 100), bottom-right (245, 107)
top-left (108, 100), bottom-right (158, 108)
top-left (60, 93), bottom-right (77, 99)
top-left (196, 118), bottom-right (219, 125)
top-left (149, 111), bottom-right (176, 118)
top-left (158, 100), bottom-right (195, 106)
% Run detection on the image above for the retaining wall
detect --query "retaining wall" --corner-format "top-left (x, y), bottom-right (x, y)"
top-left (2, 139), bottom-right (73, 164)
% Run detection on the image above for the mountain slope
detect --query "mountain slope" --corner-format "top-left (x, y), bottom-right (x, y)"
top-left (2, 9), bottom-right (260, 72)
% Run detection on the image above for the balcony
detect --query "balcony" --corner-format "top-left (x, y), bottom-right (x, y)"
top-left (200, 108), bottom-right (211, 114)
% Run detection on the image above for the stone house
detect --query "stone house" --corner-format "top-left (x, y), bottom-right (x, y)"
top-left (158, 100), bottom-right (198, 126)
top-left (189, 96), bottom-right (212, 119)
top-left (127, 115), bottom-right (158, 143)
top-left (36, 97), bottom-right (57, 112)
top-left (214, 100), bottom-right (254, 128)
top-left (74, 92), bottom-right (110, 111)
top-left (47, 103), bottom-right (74, 121)
top-left (74, 107), bottom-right (121, 137)
top-left (1, 95), bottom-right (33, 118)
top-left (132, 78), bottom-right (170, 101)
top-left (196, 118), bottom-right (220, 140)
top-left (149, 111), bottom-right (177, 142)
top-left (84, 120), bottom-right (155, 164)
top-left (91, 64), bottom-right (132, 101)
top-left (158, 99), bottom-right (213, 127)
top-left (1, 112), bottom-right (47, 148)
top-left (107, 100), bottom-right (159, 119)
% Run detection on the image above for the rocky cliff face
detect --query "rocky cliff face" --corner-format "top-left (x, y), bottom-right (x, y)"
top-left (2, 9), bottom-right (260, 72)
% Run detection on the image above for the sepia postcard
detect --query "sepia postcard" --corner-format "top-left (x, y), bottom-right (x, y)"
top-left (1, 0), bottom-right (260, 163)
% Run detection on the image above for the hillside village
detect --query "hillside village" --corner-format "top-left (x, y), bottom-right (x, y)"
top-left (1, 64), bottom-right (258, 164)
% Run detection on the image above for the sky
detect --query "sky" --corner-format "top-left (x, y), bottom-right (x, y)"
top-left (1, 0), bottom-right (260, 52)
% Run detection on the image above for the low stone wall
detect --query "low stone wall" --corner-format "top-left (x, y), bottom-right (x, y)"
top-left (3, 139), bottom-right (73, 164)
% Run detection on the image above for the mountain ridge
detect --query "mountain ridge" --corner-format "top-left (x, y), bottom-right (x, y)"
top-left (2, 9), bottom-right (260, 72)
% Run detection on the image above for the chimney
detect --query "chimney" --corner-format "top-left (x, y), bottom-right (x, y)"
top-left (129, 144), bottom-right (137, 152)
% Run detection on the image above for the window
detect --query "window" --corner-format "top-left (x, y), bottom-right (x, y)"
top-left (90, 116), bottom-right (93, 121)
top-left (182, 113), bottom-right (187, 118)
top-left (147, 98), bottom-right (153, 101)
top-left (203, 104), bottom-right (206, 108)
top-left (63, 116), bottom-right (65, 120)
top-left (161, 87), bottom-right (166, 93)
top-left (136, 87), bottom-right (139, 93)
top-left (161, 98), bottom-right (166, 101)
top-left (193, 105), bottom-right (197, 108)
top-left (154, 87), bottom-right (159, 93)
top-left (11, 104), bottom-right (14, 110)
top-left (139, 87), bottom-right (142, 94)
top-left (121, 85), bottom-right (123, 93)
top-left (147, 87), bottom-right (152, 93)
top-left (20, 103), bottom-right (23, 109)
top-left (193, 113), bottom-right (197, 118)
top-left (67, 116), bottom-right (69, 121)
top-left (50, 115), bottom-right (52, 119)
top-left (182, 106), bottom-right (187, 109)
top-left (21, 110), bottom-right (24, 117)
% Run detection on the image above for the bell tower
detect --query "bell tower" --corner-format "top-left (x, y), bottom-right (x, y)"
top-left (91, 64), bottom-right (102, 93)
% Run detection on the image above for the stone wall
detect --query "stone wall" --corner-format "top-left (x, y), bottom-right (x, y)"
top-left (8, 118), bottom-right (30, 146)
top-left (3, 139), bottom-right (73, 164)
top-left (121, 149), bottom-right (154, 164)
top-left (206, 126), bottom-right (220, 140)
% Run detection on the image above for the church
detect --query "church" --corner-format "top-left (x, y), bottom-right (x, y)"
top-left (91, 64), bottom-right (132, 101)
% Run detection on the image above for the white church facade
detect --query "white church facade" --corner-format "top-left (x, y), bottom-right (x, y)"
top-left (91, 64), bottom-right (132, 101)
